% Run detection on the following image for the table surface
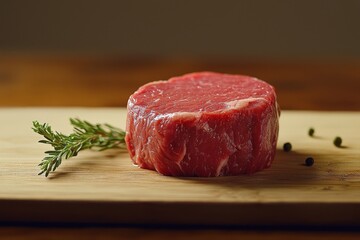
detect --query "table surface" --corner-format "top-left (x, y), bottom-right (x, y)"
top-left (0, 55), bottom-right (359, 110)
top-left (0, 54), bottom-right (359, 239)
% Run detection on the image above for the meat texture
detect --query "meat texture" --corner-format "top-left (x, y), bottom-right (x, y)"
top-left (125, 72), bottom-right (280, 177)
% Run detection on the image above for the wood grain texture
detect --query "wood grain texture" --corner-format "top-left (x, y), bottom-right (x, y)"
top-left (0, 108), bottom-right (359, 226)
top-left (0, 55), bottom-right (359, 110)
top-left (0, 226), bottom-right (359, 240)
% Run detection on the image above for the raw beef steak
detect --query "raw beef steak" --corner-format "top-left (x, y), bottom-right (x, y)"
top-left (125, 72), bottom-right (280, 177)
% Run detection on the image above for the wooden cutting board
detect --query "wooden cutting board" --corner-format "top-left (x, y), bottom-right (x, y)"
top-left (0, 108), bottom-right (359, 226)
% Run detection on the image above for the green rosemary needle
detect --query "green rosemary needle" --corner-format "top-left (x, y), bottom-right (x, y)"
top-left (32, 118), bottom-right (126, 177)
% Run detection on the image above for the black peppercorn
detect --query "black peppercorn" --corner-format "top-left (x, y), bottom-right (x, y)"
top-left (308, 128), bottom-right (315, 137)
top-left (305, 157), bottom-right (314, 166)
top-left (283, 142), bottom-right (292, 152)
top-left (334, 136), bottom-right (342, 148)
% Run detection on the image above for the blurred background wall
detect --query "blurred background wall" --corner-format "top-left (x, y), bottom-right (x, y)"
top-left (0, 0), bottom-right (360, 59)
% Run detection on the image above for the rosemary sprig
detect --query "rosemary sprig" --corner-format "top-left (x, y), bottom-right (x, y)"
top-left (32, 118), bottom-right (126, 177)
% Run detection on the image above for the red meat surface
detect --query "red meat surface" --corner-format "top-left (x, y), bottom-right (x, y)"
top-left (125, 72), bottom-right (280, 177)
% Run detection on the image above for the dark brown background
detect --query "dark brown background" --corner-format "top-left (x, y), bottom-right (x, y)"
top-left (1, 0), bottom-right (359, 110)
top-left (1, 0), bottom-right (360, 58)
